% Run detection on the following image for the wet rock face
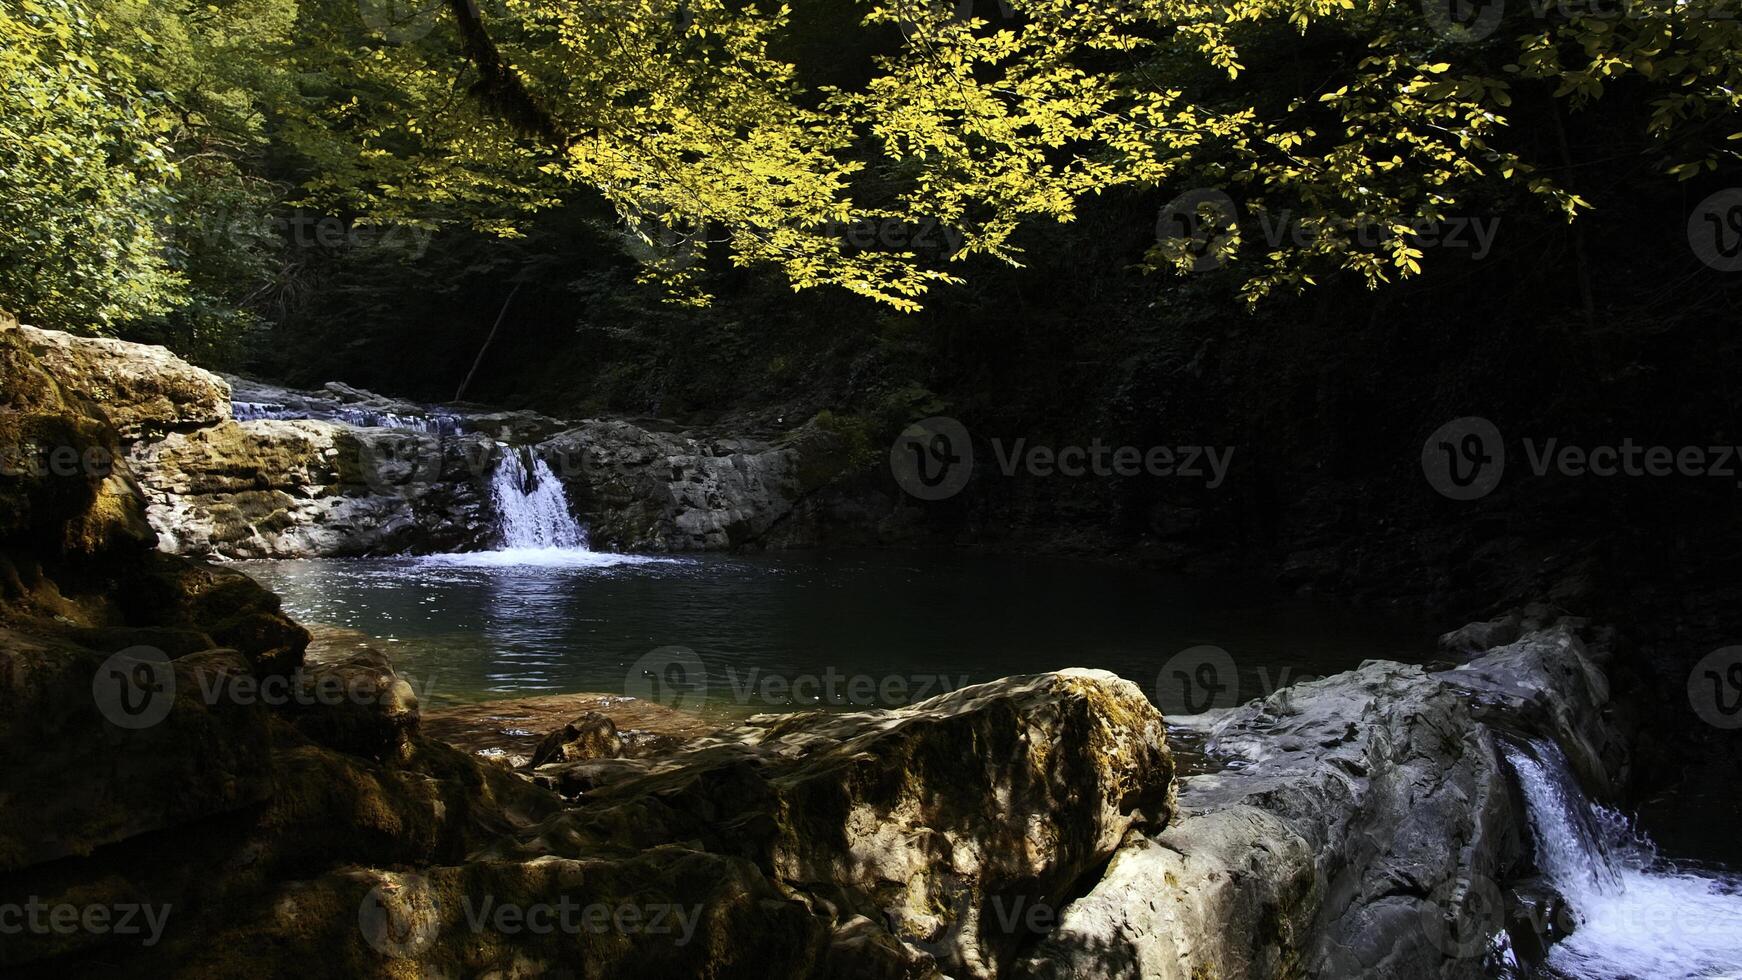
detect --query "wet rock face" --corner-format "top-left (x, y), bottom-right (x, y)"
top-left (1016, 625), bottom-right (1621, 980)
top-left (8, 662), bottom-right (1176, 979)
top-left (0, 320), bottom-right (155, 559)
top-left (538, 419), bottom-right (807, 550)
top-left (129, 419), bottom-right (499, 558)
top-left (11, 324), bottom-right (873, 558)
top-left (532, 413), bottom-right (895, 552)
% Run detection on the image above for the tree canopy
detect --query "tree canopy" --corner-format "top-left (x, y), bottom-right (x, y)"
top-left (2, 0), bottom-right (1738, 337)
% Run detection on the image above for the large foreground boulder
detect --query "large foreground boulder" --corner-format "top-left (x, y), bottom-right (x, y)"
top-left (1016, 625), bottom-right (1624, 980)
top-left (0, 634), bottom-right (272, 873)
top-left (132, 670), bottom-right (1173, 980)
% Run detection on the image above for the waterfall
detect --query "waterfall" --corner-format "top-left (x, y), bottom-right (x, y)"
top-left (488, 448), bottom-right (588, 552)
top-left (1503, 739), bottom-right (1742, 979)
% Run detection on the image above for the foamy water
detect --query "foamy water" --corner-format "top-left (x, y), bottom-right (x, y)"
top-left (419, 548), bottom-right (674, 569)
top-left (1506, 740), bottom-right (1742, 980)
top-left (489, 450), bottom-right (588, 551)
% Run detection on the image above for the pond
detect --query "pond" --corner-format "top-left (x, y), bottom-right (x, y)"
top-left (239, 548), bottom-right (1438, 722)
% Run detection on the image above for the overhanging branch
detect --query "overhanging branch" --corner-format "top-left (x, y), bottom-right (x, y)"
top-left (445, 0), bottom-right (572, 147)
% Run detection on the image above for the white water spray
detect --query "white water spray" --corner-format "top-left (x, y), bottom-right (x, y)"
top-left (488, 448), bottom-right (588, 552)
top-left (1504, 739), bottom-right (1742, 979)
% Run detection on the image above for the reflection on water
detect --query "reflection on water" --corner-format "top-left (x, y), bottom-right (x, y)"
top-left (238, 550), bottom-right (1437, 714)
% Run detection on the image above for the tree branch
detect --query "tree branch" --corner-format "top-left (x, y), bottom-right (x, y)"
top-left (444, 0), bottom-right (572, 147)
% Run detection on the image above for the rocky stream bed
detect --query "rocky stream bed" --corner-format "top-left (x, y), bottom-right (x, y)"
top-left (0, 319), bottom-right (1692, 978)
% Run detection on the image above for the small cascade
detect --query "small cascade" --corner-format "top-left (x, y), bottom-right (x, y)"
top-left (488, 447), bottom-right (588, 551)
top-left (232, 400), bottom-right (289, 422)
top-left (232, 399), bottom-right (460, 434)
top-left (1503, 740), bottom-right (1626, 894)
top-left (1503, 738), bottom-right (1742, 979)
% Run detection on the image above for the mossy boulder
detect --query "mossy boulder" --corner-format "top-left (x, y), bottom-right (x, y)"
top-left (491, 669), bottom-right (1174, 980)
top-left (16, 324), bottom-right (231, 442)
